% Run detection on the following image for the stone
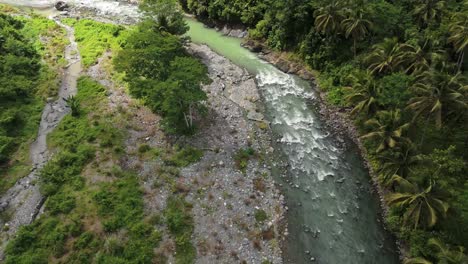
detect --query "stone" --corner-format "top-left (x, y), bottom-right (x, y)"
top-left (55, 1), bottom-right (69, 11)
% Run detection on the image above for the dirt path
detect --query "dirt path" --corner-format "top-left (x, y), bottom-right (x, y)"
top-left (0, 17), bottom-right (82, 257)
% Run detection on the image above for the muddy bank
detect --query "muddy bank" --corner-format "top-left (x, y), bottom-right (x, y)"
top-left (0, 17), bottom-right (81, 257)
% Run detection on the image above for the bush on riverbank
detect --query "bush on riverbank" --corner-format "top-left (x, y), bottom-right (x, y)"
top-left (181, 0), bottom-right (468, 262)
top-left (114, 20), bottom-right (210, 134)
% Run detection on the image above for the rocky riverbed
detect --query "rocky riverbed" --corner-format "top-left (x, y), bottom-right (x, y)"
top-left (84, 40), bottom-right (286, 262)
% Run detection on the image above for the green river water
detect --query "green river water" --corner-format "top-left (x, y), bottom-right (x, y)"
top-left (186, 19), bottom-right (400, 264)
top-left (0, 1), bottom-right (400, 262)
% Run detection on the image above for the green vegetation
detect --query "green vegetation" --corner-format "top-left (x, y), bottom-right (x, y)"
top-left (5, 77), bottom-right (161, 263)
top-left (165, 146), bottom-right (203, 167)
top-left (254, 209), bottom-right (268, 223)
top-left (164, 195), bottom-right (196, 264)
top-left (234, 147), bottom-right (255, 173)
top-left (63, 18), bottom-right (132, 68)
top-left (182, 0), bottom-right (468, 262)
top-left (140, 0), bottom-right (188, 35)
top-left (0, 12), bottom-right (67, 194)
top-left (114, 20), bottom-right (210, 134)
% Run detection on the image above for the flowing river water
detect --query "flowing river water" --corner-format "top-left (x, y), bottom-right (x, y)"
top-left (0, 1), bottom-right (399, 263)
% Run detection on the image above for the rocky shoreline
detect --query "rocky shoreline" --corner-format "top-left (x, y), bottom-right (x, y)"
top-left (84, 38), bottom-right (286, 263)
top-left (239, 34), bottom-right (404, 260)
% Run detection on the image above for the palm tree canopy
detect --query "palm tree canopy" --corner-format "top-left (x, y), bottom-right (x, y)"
top-left (377, 142), bottom-right (420, 185)
top-left (428, 238), bottom-right (468, 264)
top-left (314, 1), bottom-right (345, 34)
top-left (366, 37), bottom-right (406, 75)
top-left (412, 0), bottom-right (446, 26)
top-left (407, 71), bottom-right (467, 128)
top-left (341, 10), bottom-right (372, 40)
top-left (361, 110), bottom-right (410, 153)
top-left (344, 72), bottom-right (381, 116)
top-left (448, 12), bottom-right (468, 54)
top-left (403, 257), bottom-right (432, 264)
top-left (387, 179), bottom-right (449, 229)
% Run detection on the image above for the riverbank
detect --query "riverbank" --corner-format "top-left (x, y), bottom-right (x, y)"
top-left (239, 35), bottom-right (404, 260)
top-left (81, 33), bottom-right (286, 263)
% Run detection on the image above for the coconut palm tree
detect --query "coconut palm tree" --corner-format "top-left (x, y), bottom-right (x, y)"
top-left (314, 1), bottom-right (346, 35)
top-left (403, 257), bottom-right (432, 264)
top-left (407, 71), bottom-right (467, 129)
top-left (412, 0), bottom-right (446, 27)
top-left (398, 42), bottom-right (445, 75)
top-left (366, 37), bottom-right (405, 75)
top-left (377, 142), bottom-right (420, 185)
top-left (448, 12), bottom-right (468, 70)
top-left (361, 110), bottom-right (410, 153)
top-left (387, 179), bottom-right (449, 229)
top-left (428, 238), bottom-right (468, 264)
top-left (344, 72), bottom-right (381, 116)
top-left (341, 9), bottom-right (372, 57)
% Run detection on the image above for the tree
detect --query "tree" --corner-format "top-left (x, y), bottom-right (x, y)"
top-left (377, 142), bottom-right (420, 185)
top-left (361, 110), bottom-right (410, 153)
top-left (341, 9), bottom-right (372, 57)
top-left (139, 0), bottom-right (188, 35)
top-left (412, 0), bottom-right (446, 27)
top-left (398, 42), bottom-right (443, 75)
top-left (113, 25), bottom-right (209, 134)
top-left (448, 12), bottom-right (468, 70)
top-left (407, 71), bottom-right (467, 129)
top-left (366, 37), bottom-right (405, 75)
top-left (428, 238), bottom-right (467, 264)
top-left (313, 1), bottom-right (345, 35)
top-left (403, 257), bottom-right (432, 264)
top-left (387, 179), bottom-right (449, 229)
top-left (344, 72), bottom-right (381, 116)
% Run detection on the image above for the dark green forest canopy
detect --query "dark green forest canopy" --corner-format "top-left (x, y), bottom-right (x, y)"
top-left (182, 0), bottom-right (468, 263)
top-left (0, 14), bottom-right (41, 164)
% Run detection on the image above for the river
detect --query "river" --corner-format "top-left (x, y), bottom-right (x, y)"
top-left (0, 1), bottom-right (399, 263)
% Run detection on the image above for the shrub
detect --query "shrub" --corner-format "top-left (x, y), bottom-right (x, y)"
top-left (254, 209), bottom-right (268, 223)
top-left (234, 147), bottom-right (255, 173)
top-left (166, 146), bottom-right (203, 167)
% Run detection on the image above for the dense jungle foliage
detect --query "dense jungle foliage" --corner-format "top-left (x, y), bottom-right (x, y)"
top-left (182, 0), bottom-right (468, 263)
top-left (0, 10), bottom-right (67, 194)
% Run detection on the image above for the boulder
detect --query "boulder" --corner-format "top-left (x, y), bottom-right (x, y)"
top-left (55, 1), bottom-right (69, 11)
top-left (242, 39), bottom-right (263, 52)
top-left (275, 58), bottom-right (290, 73)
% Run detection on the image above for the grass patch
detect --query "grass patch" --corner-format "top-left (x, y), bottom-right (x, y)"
top-left (164, 146), bottom-right (203, 167)
top-left (5, 77), bottom-right (160, 263)
top-left (254, 209), bottom-right (268, 224)
top-left (234, 147), bottom-right (255, 173)
top-left (165, 195), bottom-right (196, 264)
top-left (62, 18), bottom-right (132, 68)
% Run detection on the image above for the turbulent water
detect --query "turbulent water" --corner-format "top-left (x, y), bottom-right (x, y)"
top-left (187, 19), bottom-right (400, 264)
top-left (0, 1), bottom-right (399, 263)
